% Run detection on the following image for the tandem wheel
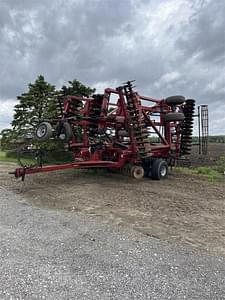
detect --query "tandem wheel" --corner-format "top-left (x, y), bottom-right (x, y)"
top-left (145, 159), bottom-right (169, 180)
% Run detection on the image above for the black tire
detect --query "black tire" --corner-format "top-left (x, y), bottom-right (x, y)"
top-left (56, 122), bottom-right (73, 143)
top-left (164, 112), bottom-right (185, 122)
top-left (165, 96), bottom-right (185, 105)
top-left (35, 122), bottom-right (53, 141)
top-left (151, 159), bottom-right (168, 180)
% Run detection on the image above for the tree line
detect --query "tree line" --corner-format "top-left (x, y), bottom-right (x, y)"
top-left (192, 136), bottom-right (225, 144)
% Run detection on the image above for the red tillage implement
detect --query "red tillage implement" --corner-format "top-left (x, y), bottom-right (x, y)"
top-left (12, 81), bottom-right (195, 180)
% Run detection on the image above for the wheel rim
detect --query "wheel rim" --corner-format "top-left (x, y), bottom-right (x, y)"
top-left (37, 125), bottom-right (47, 138)
top-left (160, 165), bottom-right (167, 177)
top-left (59, 133), bottom-right (66, 140)
top-left (131, 166), bottom-right (144, 179)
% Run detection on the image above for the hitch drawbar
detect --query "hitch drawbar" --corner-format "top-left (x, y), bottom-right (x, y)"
top-left (9, 168), bottom-right (26, 181)
top-left (9, 160), bottom-right (120, 181)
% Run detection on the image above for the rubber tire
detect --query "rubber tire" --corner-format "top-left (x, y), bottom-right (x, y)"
top-left (165, 96), bottom-right (185, 105)
top-left (164, 112), bottom-right (185, 122)
top-left (35, 122), bottom-right (53, 141)
top-left (56, 122), bottom-right (73, 143)
top-left (151, 159), bottom-right (168, 180)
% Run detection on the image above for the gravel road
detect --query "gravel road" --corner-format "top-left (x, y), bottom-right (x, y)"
top-left (0, 186), bottom-right (225, 300)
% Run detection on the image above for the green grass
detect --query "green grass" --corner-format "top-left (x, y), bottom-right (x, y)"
top-left (0, 150), bottom-right (73, 166)
top-left (0, 151), bottom-right (18, 163)
top-left (195, 166), bottom-right (223, 182)
top-left (0, 150), bottom-right (35, 165)
top-left (175, 166), bottom-right (224, 183)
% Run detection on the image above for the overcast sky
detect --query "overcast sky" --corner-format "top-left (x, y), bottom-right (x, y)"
top-left (0, 0), bottom-right (224, 134)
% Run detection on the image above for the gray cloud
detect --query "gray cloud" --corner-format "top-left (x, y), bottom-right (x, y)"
top-left (177, 0), bottom-right (225, 64)
top-left (0, 0), bottom-right (224, 134)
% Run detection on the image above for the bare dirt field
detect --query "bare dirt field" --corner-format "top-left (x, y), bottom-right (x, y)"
top-left (1, 161), bottom-right (224, 256)
top-left (190, 143), bottom-right (225, 167)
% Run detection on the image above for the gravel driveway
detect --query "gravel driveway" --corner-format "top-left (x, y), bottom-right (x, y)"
top-left (0, 186), bottom-right (225, 300)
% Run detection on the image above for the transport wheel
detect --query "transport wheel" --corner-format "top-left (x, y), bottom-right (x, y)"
top-left (151, 159), bottom-right (168, 180)
top-left (131, 165), bottom-right (144, 179)
top-left (165, 96), bottom-right (185, 105)
top-left (35, 122), bottom-right (53, 141)
top-left (56, 122), bottom-right (73, 143)
top-left (164, 112), bottom-right (185, 122)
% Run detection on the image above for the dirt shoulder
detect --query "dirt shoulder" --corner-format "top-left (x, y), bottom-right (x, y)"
top-left (1, 162), bottom-right (225, 255)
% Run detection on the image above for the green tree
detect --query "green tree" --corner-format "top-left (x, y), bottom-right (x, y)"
top-left (0, 129), bottom-right (14, 150)
top-left (61, 79), bottom-right (95, 97)
top-left (11, 75), bottom-right (55, 137)
top-left (7, 77), bottom-right (96, 151)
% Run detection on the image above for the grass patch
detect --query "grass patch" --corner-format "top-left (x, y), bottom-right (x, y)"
top-left (196, 166), bottom-right (223, 182)
top-left (0, 150), bottom-right (36, 165)
top-left (0, 149), bottom-right (73, 166)
top-left (0, 151), bottom-right (18, 163)
top-left (216, 156), bottom-right (225, 174)
top-left (175, 166), bottom-right (224, 183)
